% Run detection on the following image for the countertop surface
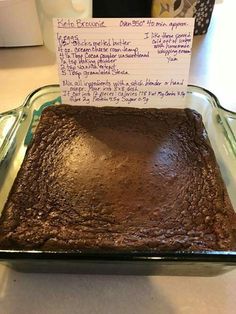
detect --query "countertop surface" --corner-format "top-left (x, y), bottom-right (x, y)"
top-left (1, 1), bottom-right (236, 313)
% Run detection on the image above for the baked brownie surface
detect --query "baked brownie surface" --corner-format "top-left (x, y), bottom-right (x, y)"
top-left (0, 105), bottom-right (235, 251)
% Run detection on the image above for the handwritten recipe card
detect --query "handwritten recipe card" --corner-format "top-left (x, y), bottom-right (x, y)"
top-left (53, 18), bottom-right (194, 108)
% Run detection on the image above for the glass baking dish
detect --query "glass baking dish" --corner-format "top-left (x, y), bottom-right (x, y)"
top-left (0, 84), bottom-right (236, 276)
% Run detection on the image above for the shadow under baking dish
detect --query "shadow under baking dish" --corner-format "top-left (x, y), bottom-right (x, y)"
top-left (0, 84), bottom-right (236, 276)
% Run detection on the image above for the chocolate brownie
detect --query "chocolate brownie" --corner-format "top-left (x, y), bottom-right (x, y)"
top-left (0, 105), bottom-right (235, 251)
